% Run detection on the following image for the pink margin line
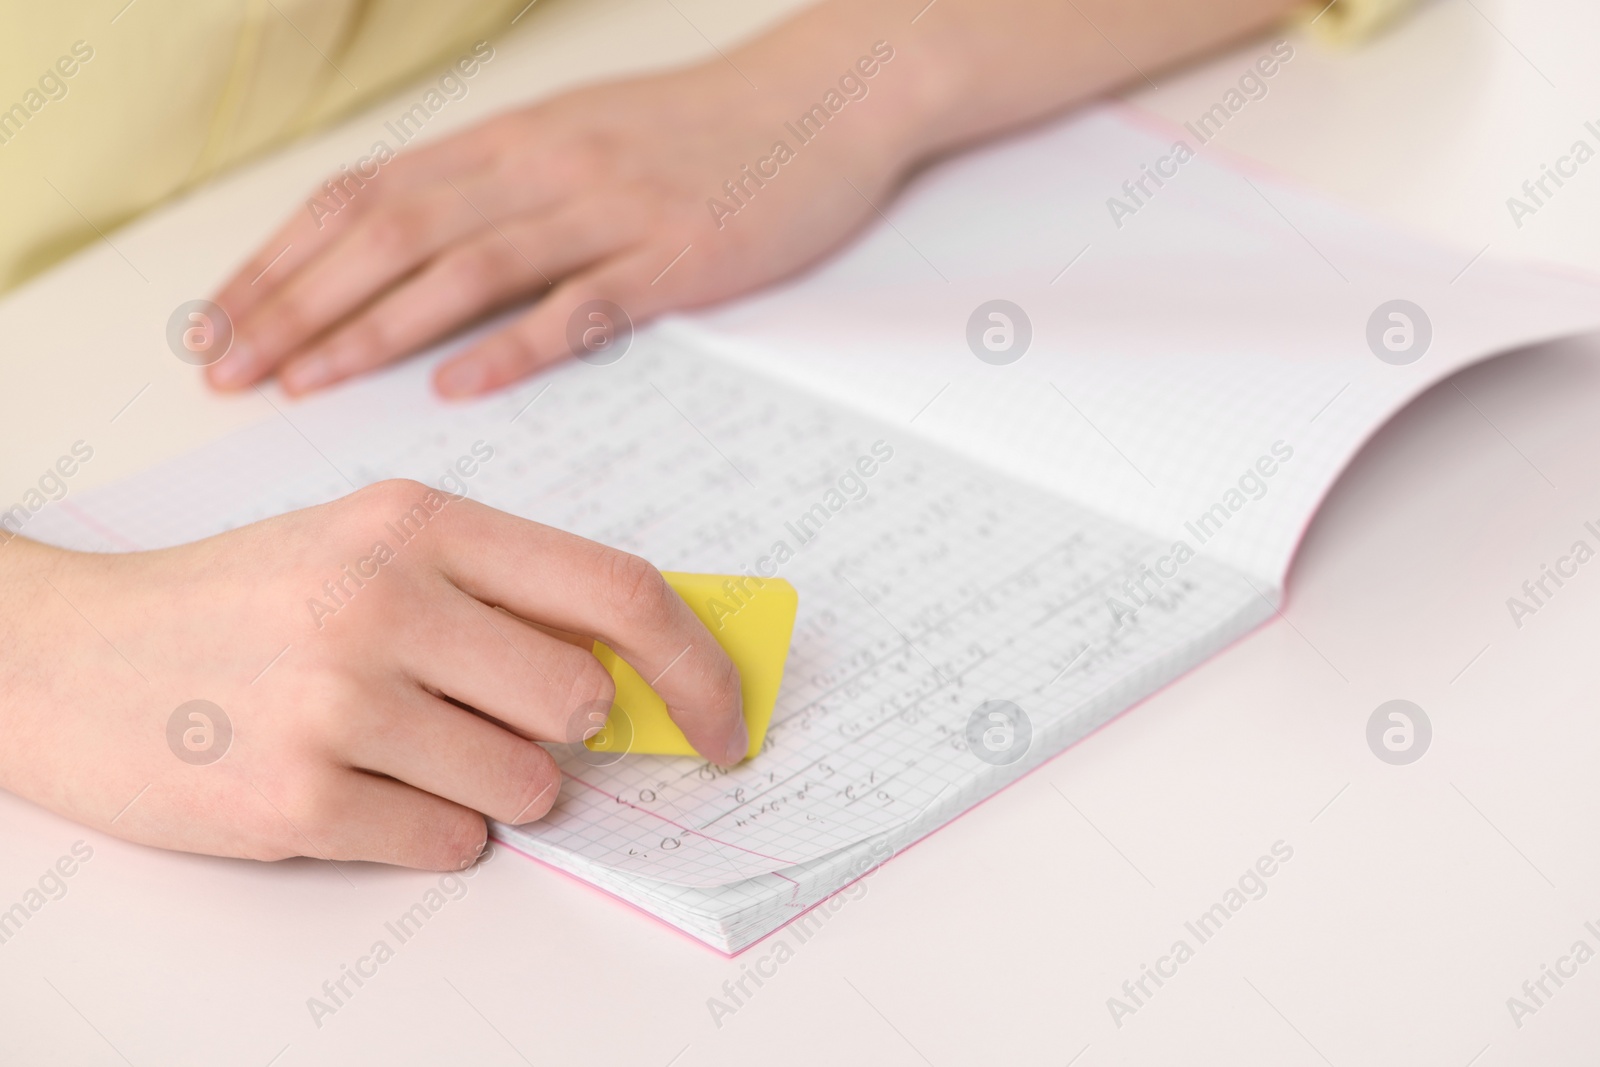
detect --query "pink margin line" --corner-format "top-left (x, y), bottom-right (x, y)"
top-left (496, 610), bottom-right (1279, 958)
top-left (57, 500), bottom-right (144, 551)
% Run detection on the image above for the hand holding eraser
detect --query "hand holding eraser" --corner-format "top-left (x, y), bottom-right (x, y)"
top-left (587, 572), bottom-right (798, 761)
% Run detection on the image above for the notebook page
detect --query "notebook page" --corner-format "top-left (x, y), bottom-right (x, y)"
top-left (667, 106), bottom-right (1600, 586)
top-left (24, 337), bottom-right (1266, 888)
top-left (494, 338), bottom-right (1267, 885)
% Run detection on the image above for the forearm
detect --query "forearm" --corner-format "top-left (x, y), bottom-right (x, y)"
top-left (731, 0), bottom-right (1304, 169)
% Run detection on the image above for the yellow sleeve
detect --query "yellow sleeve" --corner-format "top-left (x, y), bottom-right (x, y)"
top-left (1300, 0), bottom-right (1418, 43)
top-left (0, 0), bottom-right (527, 293)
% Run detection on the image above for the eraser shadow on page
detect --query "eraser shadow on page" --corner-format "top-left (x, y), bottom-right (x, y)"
top-left (587, 572), bottom-right (798, 760)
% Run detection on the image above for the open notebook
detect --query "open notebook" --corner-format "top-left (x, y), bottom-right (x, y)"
top-left (26, 106), bottom-right (1600, 953)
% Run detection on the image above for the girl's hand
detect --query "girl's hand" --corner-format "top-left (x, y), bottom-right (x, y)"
top-left (209, 37), bottom-right (928, 399)
top-left (204, 0), bottom-right (1305, 399)
top-left (0, 481), bottom-right (745, 869)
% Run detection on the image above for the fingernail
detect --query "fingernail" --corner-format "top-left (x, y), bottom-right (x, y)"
top-left (435, 359), bottom-right (487, 397)
top-left (721, 716), bottom-right (750, 766)
top-left (209, 341), bottom-right (255, 387)
top-left (283, 355), bottom-right (333, 394)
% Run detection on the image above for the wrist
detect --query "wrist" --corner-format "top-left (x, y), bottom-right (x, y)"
top-left (856, 34), bottom-right (967, 174)
top-left (722, 2), bottom-right (961, 185)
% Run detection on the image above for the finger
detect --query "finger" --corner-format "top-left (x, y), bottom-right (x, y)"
top-left (277, 232), bottom-right (548, 395)
top-left (347, 684), bottom-right (562, 827)
top-left (291, 771), bottom-right (488, 871)
top-left (212, 109), bottom-right (562, 324)
top-left (522, 617), bottom-right (594, 650)
top-left (278, 199), bottom-right (647, 395)
top-left (421, 495), bottom-right (746, 764)
top-left (432, 244), bottom-right (684, 397)
top-left (212, 134), bottom-right (500, 321)
top-left (212, 184), bottom-right (492, 389)
top-left (395, 580), bottom-right (616, 742)
top-left (213, 202), bottom-right (338, 323)
top-left (213, 174), bottom-right (398, 324)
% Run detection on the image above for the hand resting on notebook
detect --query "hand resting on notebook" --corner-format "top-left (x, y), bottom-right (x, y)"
top-left (206, 0), bottom-right (1300, 399)
top-left (0, 480), bottom-right (745, 869)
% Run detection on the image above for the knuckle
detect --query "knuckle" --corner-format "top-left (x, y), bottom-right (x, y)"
top-left (482, 323), bottom-right (541, 374)
top-left (552, 139), bottom-right (605, 184)
top-left (601, 551), bottom-right (673, 624)
top-left (438, 246), bottom-right (501, 298)
top-left (705, 647), bottom-right (741, 705)
top-left (631, 179), bottom-right (679, 222)
top-left (494, 749), bottom-right (559, 825)
top-left (447, 808), bottom-right (490, 856)
top-left (424, 809), bottom-right (487, 869)
top-left (559, 650), bottom-right (616, 719)
top-left (264, 297), bottom-right (314, 346)
top-left (352, 478), bottom-right (431, 517)
top-left (364, 211), bottom-right (419, 256)
top-left (334, 315), bottom-right (390, 359)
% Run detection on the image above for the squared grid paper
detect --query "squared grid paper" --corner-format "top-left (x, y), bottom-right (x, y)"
top-left (669, 106), bottom-right (1600, 587)
top-left (29, 106), bottom-right (1600, 950)
top-left (462, 342), bottom-right (1273, 888)
top-left (497, 539), bottom-right (1269, 951)
top-left (27, 336), bottom-right (1271, 951)
top-left (20, 108), bottom-right (1600, 952)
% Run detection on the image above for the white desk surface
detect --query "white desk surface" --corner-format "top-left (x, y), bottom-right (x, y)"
top-left (4, 0), bottom-right (1599, 1063)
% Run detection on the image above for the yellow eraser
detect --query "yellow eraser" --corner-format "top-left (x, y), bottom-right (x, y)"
top-left (587, 572), bottom-right (797, 760)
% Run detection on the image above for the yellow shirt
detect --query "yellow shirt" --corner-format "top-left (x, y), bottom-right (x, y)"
top-left (0, 0), bottom-right (1413, 294)
top-left (1304, 0), bottom-right (1414, 42)
top-left (0, 0), bottom-right (525, 292)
